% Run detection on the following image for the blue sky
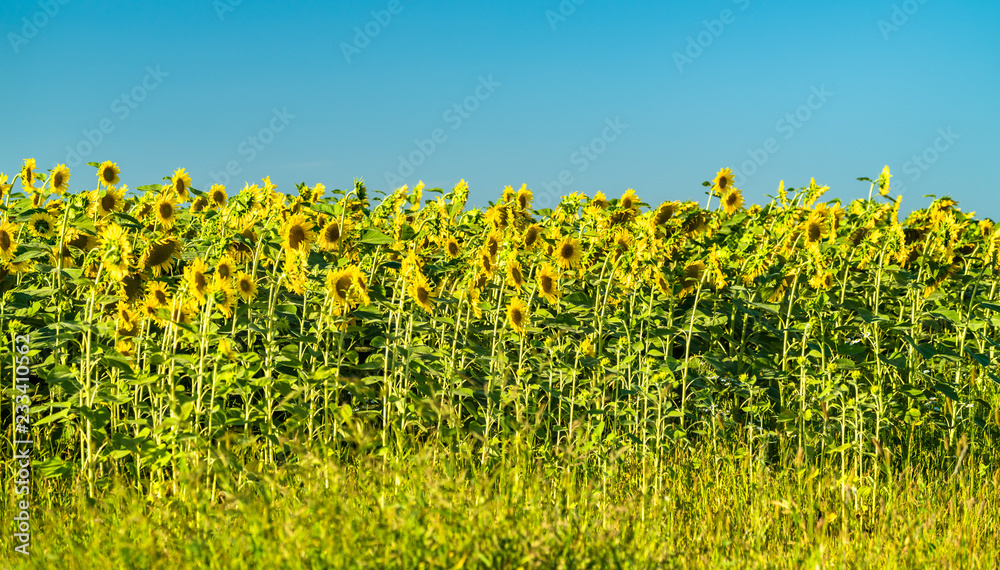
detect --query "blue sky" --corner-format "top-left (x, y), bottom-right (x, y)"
top-left (2, 0), bottom-right (998, 217)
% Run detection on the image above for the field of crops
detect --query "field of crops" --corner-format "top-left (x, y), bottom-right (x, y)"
top-left (3, 160), bottom-right (999, 567)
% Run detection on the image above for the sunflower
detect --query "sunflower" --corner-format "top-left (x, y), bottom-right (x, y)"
top-left (485, 232), bottom-right (502, 260)
top-left (191, 197), bottom-right (208, 213)
top-left (713, 167), bottom-right (735, 194)
top-left (91, 186), bottom-right (125, 217)
top-left (138, 237), bottom-right (180, 277)
top-left (118, 272), bottom-right (145, 304)
top-left (215, 255), bottom-right (236, 286)
top-left (619, 188), bottom-right (640, 212)
top-left (7, 248), bottom-right (35, 274)
top-left (516, 185), bottom-right (533, 211)
top-left (554, 236), bottom-right (583, 269)
top-left (802, 210), bottom-right (828, 248)
top-left (809, 270), bottom-right (835, 290)
top-left (153, 194), bottom-right (179, 229)
top-left (146, 281), bottom-right (171, 309)
top-left (115, 303), bottom-right (140, 337)
top-left (523, 224), bottom-right (543, 250)
top-left (184, 257), bottom-right (209, 304)
top-left (28, 213), bottom-right (56, 239)
top-left (681, 260), bottom-right (707, 296)
top-left (591, 191), bottom-right (610, 209)
top-left (655, 272), bottom-right (671, 297)
top-left (235, 271), bottom-right (258, 303)
top-left (0, 174), bottom-right (11, 200)
top-left (99, 223), bottom-right (132, 281)
top-left (49, 164), bottom-right (70, 194)
top-left (212, 281), bottom-right (237, 318)
top-left (536, 263), bottom-right (560, 305)
top-left (317, 218), bottom-right (341, 251)
top-left (410, 275), bottom-right (435, 314)
top-left (654, 202), bottom-right (677, 226)
top-left (170, 168), bottom-right (192, 201)
top-left (507, 260), bottom-right (526, 291)
top-left (168, 299), bottom-right (195, 326)
top-left (507, 297), bottom-right (529, 335)
top-left (327, 267), bottom-right (355, 306)
top-left (444, 236), bottom-right (461, 258)
top-left (282, 214), bottom-right (315, 252)
top-left (720, 187), bottom-right (744, 216)
top-left (208, 184), bottom-right (228, 209)
top-left (477, 247), bottom-right (495, 277)
top-left (20, 159), bottom-right (37, 190)
top-left (97, 161), bottom-right (120, 188)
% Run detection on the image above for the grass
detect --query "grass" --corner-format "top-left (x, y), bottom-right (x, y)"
top-left (4, 437), bottom-right (998, 568)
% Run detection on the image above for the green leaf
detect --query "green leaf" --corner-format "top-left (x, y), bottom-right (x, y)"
top-left (359, 229), bottom-right (393, 245)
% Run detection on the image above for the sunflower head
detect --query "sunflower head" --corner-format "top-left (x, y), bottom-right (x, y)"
top-left (523, 225), bottom-right (542, 250)
top-left (28, 213), bottom-right (56, 239)
top-left (209, 184), bottom-right (228, 209)
top-left (92, 186), bottom-right (125, 218)
top-left (0, 221), bottom-right (20, 260)
top-left (516, 185), bottom-right (533, 211)
top-left (654, 202), bottom-right (677, 226)
top-left (153, 194), bottom-right (179, 229)
top-left (681, 260), bottom-right (707, 295)
top-left (97, 161), bottom-right (121, 188)
top-left (171, 168), bottom-right (192, 201)
top-left (283, 214), bottom-right (315, 252)
top-left (20, 159), bottom-right (37, 190)
top-left (317, 219), bottom-right (342, 251)
top-left (410, 276), bottom-right (435, 314)
top-left (507, 261), bottom-right (526, 290)
top-left (507, 297), bottom-right (529, 335)
top-left (555, 236), bottom-right (583, 269)
top-left (235, 271), bottom-right (258, 303)
top-left (721, 187), bottom-right (744, 216)
top-left (537, 263), bottom-right (560, 305)
top-left (619, 188), bottom-right (640, 211)
top-left (713, 168), bottom-right (735, 193)
top-left (803, 211), bottom-right (828, 246)
top-left (50, 164), bottom-right (70, 194)
top-left (99, 223), bottom-right (132, 281)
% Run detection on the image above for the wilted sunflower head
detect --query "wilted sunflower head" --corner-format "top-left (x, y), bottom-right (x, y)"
top-left (507, 297), bottom-right (528, 335)
top-left (171, 168), bottom-right (192, 201)
top-left (28, 212), bottom-right (56, 239)
top-left (141, 237), bottom-right (182, 277)
top-left (654, 202), bottom-right (677, 226)
top-left (97, 161), bottom-right (120, 188)
top-left (209, 184), bottom-right (228, 208)
top-left (50, 164), bottom-right (70, 194)
top-left (681, 260), bottom-right (707, 293)
top-left (713, 167), bottom-right (734, 193)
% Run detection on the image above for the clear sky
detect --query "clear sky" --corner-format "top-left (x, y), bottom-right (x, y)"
top-left (2, 0), bottom-right (998, 217)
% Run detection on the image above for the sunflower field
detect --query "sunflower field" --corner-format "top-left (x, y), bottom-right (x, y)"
top-left (3, 159), bottom-right (1000, 566)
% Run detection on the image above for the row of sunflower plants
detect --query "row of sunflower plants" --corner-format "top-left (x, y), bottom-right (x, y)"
top-left (0, 160), bottom-right (998, 499)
